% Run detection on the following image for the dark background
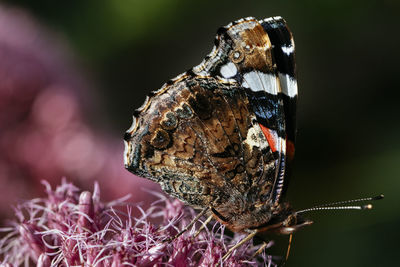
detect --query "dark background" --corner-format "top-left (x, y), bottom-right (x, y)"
top-left (3, 0), bottom-right (399, 266)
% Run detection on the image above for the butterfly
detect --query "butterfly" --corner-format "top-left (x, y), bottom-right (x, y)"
top-left (123, 16), bottom-right (385, 264)
top-left (124, 16), bottom-right (310, 261)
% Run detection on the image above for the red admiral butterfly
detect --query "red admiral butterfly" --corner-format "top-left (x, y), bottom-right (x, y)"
top-left (123, 16), bottom-right (382, 261)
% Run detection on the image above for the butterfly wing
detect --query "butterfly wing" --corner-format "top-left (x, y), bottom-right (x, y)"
top-left (196, 17), bottom-right (298, 205)
top-left (259, 17), bottom-right (298, 201)
top-left (124, 17), bottom-right (298, 231)
top-left (124, 75), bottom-right (257, 209)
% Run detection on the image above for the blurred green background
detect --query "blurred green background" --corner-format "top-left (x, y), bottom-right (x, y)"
top-left (5, 0), bottom-right (399, 266)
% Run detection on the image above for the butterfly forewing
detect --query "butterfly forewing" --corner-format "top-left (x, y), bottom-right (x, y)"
top-left (124, 16), bottom-right (298, 232)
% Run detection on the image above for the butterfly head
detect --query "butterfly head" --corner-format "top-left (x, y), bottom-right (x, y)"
top-left (248, 203), bottom-right (313, 235)
top-left (275, 209), bottom-right (313, 235)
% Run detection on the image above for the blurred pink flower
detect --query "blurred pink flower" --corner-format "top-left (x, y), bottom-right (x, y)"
top-left (0, 4), bottom-right (158, 219)
top-left (0, 6), bottom-right (276, 266)
top-left (0, 180), bottom-right (273, 266)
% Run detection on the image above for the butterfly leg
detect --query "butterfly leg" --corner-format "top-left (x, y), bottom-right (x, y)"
top-left (220, 229), bottom-right (258, 262)
top-left (251, 241), bottom-right (268, 258)
top-left (193, 214), bottom-right (213, 238)
top-left (167, 206), bottom-right (209, 242)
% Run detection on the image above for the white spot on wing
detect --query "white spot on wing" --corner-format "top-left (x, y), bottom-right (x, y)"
top-left (281, 45), bottom-right (294, 55)
top-left (260, 16), bottom-right (285, 28)
top-left (245, 122), bottom-right (269, 151)
top-left (220, 62), bottom-right (237, 78)
top-left (278, 73), bottom-right (298, 97)
top-left (242, 71), bottom-right (279, 95)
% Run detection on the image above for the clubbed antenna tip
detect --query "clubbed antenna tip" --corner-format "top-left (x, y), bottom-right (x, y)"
top-left (372, 194), bottom-right (384, 200)
top-left (362, 204), bottom-right (373, 210)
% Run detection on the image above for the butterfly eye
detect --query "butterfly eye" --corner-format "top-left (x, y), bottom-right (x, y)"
top-left (230, 49), bottom-right (244, 63)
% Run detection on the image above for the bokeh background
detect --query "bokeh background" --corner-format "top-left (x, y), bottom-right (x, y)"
top-left (1, 0), bottom-right (399, 266)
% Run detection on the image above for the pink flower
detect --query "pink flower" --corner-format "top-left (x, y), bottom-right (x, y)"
top-left (0, 180), bottom-right (274, 266)
top-left (0, 5), bottom-right (159, 219)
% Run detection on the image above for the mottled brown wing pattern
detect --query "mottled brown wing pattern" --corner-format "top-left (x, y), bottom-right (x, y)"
top-left (124, 75), bottom-right (276, 213)
top-left (125, 16), bottom-right (300, 233)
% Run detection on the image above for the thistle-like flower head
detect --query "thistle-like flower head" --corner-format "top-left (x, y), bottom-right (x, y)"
top-left (0, 180), bottom-right (275, 266)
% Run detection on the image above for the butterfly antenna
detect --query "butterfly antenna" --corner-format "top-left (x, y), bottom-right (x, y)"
top-left (310, 194), bottom-right (384, 208)
top-left (296, 194), bottom-right (384, 215)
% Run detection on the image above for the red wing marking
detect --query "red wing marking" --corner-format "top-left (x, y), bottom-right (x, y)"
top-left (259, 123), bottom-right (277, 153)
